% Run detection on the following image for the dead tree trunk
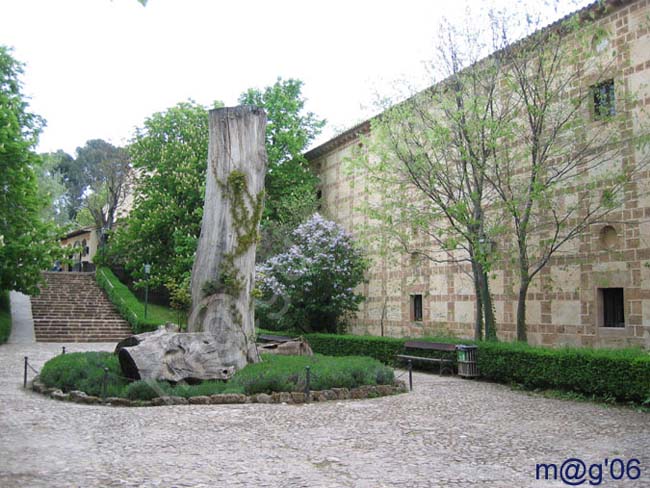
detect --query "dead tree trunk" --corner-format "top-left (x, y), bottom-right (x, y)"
top-left (188, 106), bottom-right (267, 371)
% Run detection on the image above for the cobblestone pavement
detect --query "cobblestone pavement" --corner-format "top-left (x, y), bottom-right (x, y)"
top-left (1, 342), bottom-right (649, 488)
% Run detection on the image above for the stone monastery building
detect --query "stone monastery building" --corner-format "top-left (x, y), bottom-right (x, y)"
top-left (305, 0), bottom-right (650, 348)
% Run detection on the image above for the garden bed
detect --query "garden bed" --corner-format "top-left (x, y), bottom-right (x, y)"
top-left (35, 351), bottom-right (405, 406)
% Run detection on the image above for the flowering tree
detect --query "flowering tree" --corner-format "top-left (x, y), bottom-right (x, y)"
top-left (255, 214), bottom-right (368, 333)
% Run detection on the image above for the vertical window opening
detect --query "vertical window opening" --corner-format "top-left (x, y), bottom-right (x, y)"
top-left (599, 288), bottom-right (624, 327)
top-left (411, 294), bottom-right (423, 322)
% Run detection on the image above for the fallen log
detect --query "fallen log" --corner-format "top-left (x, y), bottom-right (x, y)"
top-left (115, 328), bottom-right (236, 382)
top-left (258, 338), bottom-right (313, 356)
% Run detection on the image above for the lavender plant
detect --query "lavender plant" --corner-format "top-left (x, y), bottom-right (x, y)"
top-left (255, 214), bottom-right (368, 333)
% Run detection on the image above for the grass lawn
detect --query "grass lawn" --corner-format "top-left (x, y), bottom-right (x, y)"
top-left (138, 300), bottom-right (185, 326)
top-left (0, 291), bottom-right (11, 344)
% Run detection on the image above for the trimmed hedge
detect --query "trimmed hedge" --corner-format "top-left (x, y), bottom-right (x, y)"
top-left (96, 267), bottom-right (162, 334)
top-left (258, 329), bottom-right (469, 366)
top-left (264, 329), bottom-right (650, 404)
top-left (0, 290), bottom-right (11, 344)
top-left (305, 333), bottom-right (407, 365)
top-left (477, 341), bottom-right (650, 404)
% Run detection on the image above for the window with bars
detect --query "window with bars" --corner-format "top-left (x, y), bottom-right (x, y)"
top-left (592, 79), bottom-right (615, 119)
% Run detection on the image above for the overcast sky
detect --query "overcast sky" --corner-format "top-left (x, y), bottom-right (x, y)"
top-left (2, 0), bottom-right (590, 155)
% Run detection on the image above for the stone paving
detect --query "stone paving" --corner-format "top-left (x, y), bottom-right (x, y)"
top-left (0, 342), bottom-right (649, 487)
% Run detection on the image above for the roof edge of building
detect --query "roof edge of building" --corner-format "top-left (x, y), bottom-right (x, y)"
top-left (304, 0), bottom-right (631, 162)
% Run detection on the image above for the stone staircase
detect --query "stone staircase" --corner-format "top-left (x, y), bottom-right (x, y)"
top-left (31, 272), bottom-right (133, 342)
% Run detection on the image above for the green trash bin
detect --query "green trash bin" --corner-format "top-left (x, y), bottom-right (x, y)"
top-left (457, 345), bottom-right (479, 378)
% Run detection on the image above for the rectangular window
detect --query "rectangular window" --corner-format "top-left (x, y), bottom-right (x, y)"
top-left (600, 288), bottom-right (625, 327)
top-left (593, 79), bottom-right (615, 119)
top-left (411, 294), bottom-right (423, 322)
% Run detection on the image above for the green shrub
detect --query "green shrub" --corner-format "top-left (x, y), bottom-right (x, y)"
top-left (232, 354), bottom-right (394, 394)
top-left (40, 351), bottom-right (128, 397)
top-left (0, 290), bottom-right (11, 344)
top-left (115, 377), bottom-right (239, 401)
top-left (125, 380), bottom-right (174, 400)
top-left (96, 267), bottom-right (162, 333)
top-left (256, 214), bottom-right (369, 333)
top-left (478, 341), bottom-right (650, 404)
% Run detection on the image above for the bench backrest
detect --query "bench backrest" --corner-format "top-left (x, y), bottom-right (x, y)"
top-left (404, 341), bottom-right (457, 351)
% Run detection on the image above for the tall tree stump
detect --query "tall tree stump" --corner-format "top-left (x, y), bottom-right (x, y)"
top-left (188, 106), bottom-right (267, 370)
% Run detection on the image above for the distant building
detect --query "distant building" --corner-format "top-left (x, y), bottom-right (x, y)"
top-left (59, 226), bottom-right (100, 272)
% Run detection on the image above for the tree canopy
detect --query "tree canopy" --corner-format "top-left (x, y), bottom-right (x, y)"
top-left (239, 77), bottom-right (325, 225)
top-left (239, 78), bottom-right (326, 261)
top-left (107, 79), bottom-right (326, 307)
top-left (74, 139), bottom-right (131, 233)
top-left (36, 151), bottom-right (69, 225)
top-left (0, 46), bottom-right (60, 294)
top-left (105, 101), bottom-right (217, 300)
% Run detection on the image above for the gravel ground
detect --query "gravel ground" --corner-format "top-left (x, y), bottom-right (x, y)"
top-left (0, 342), bottom-right (649, 487)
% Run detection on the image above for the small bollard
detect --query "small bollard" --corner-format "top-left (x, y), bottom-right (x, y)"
top-left (61, 346), bottom-right (66, 355)
top-left (24, 356), bottom-right (28, 389)
top-left (304, 366), bottom-right (311, 403)
top-left (102, 367), bottom-right (109, 399)
top-left (408, 360), bottom-right (413, 391)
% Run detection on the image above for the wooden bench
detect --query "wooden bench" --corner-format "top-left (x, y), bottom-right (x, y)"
top-left (257, 334), bottom-right (293, 344)
top-left (396, 341), bottom-right (457, 375)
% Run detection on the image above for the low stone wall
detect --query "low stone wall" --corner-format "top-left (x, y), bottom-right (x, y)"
top-left (31, 377), bottom-right (408, 407)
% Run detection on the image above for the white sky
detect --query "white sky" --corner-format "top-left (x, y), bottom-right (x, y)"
top-left (1, 0), bottom-right (590, 155)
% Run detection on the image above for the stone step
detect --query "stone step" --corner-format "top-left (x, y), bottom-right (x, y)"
top-left (33, 322), bottom-right (131, 327)
top-left (32, 310), bottom-right (125, 315)
top-left (32, 312), bottom-right (124, 317)
top-left (35, 336), bottom-right (130, 342)
top-left (31, 271), bottom-right (135, 342)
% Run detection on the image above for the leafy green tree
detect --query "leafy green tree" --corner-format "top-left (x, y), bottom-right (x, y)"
top-left (54, 148), bottom-right (87, 220)
top-left (0, 46), bottom-right (60, 294)
top-left (48, 140), bottom-right (130, 228)
top-left (108, 80), bottom-right (325, 305)
top-left (239, 78), bottom-right (326, 260)
top-left (74, 140), bottom-right (131, 233)
top-left (37, 151), bottom-right (70, 225)
top-left (106, 101), bottom-right (220, 296)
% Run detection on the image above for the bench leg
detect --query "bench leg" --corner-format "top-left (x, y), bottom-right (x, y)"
top-left (408, 360), bottom-right (413, 391)
top-left (440, 361), bottom-right (454, 376)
